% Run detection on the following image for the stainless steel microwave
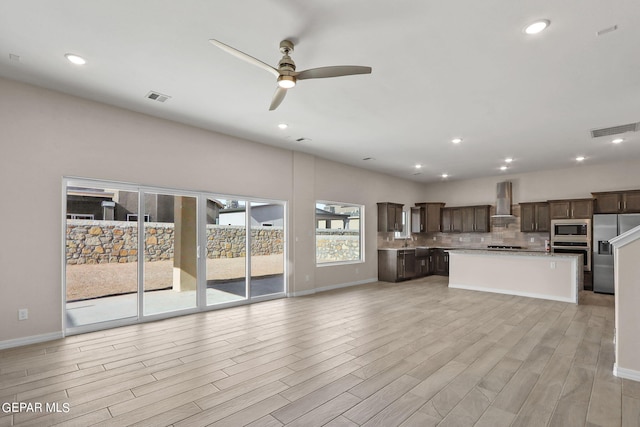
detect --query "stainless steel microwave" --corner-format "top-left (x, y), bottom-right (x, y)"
top-left (551, 219), bottom-right (591, 243)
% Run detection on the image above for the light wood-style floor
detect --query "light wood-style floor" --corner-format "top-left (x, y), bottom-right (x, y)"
top-left (1, 276), bottom-right (639, 427)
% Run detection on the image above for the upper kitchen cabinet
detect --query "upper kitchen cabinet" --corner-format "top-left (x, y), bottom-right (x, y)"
top-left (548, 199), bottom-right (593, 219)
top-left (461, 205), bottom-right (491, 232)
top-left (411, 202), bottom-right (445, 233)
top-left (442, 207), bottom-right (463, 233)
top-left (592, 190), bottom-right (640, 214)
top-left (377, 202), bottom-right (404, 232)
top-left (520, 202), bottom-right (550, 232)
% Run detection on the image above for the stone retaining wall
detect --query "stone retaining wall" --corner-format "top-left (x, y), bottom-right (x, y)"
top-left (66, 220), bottom-right (359, 265)
top-left (316, 230), bottom-right (360, 263)
top-left (66, 220), bottom-right (283, 265)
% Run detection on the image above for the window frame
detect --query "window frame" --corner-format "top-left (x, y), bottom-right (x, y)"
top-left (394, 207), bottom-right (411, 239)
top-left (315, 200), bottom-right (364, 266)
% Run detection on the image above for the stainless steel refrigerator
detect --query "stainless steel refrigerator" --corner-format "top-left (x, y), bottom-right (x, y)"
top-left (592, 214), bottom-right (640, 294)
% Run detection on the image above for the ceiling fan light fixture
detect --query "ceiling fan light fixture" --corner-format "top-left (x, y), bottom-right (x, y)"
top-left (277, 75), bottom-right (296, 89)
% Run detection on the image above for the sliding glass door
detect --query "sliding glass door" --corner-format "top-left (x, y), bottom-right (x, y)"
top-left (250, 202), bottom-right (285, 298)
top-left (206, 198), bottom-right (248, 305)
top-left (143, 192), bottom-right (198, 316)
top-left (65, 183), bottom-right (139, 327)
top-left (64, 179), bottom-right (286, 334)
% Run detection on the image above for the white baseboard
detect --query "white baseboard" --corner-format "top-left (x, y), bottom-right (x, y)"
top-left (0, 331), bottom-right (64, 350)
top-left (289, 278), bottom-right (377, 297)
top-left (614, 364), bottom-right (640, 381)
top-left (448, 283), bottom-right (577, 304)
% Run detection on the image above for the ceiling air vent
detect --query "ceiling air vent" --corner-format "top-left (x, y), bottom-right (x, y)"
top-left (146, 91), bottom-right (171, 103)
top-left (590, 122), bottom-right (640, 138)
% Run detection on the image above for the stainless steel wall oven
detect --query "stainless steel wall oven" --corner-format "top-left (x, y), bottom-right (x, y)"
top-left (551, 219), bottom-right (591, 271)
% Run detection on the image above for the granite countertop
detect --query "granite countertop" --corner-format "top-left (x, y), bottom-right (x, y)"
top-left (446, 249), bottom-right (580, 259)
top-left (378, 246), bottom-right (547, 253)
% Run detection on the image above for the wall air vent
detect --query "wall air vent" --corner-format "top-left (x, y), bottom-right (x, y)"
top-left (590, 122), bottom-right (640, 138)
top-left (146, 91), bottom-right (171, 103)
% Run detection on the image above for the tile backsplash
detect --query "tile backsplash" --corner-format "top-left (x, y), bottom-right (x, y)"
top-left (378, 205), bottom-right (549, 251)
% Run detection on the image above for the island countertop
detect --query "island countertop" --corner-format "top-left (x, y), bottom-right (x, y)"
top-left (447, 250), bottom-right (582, 303)
top-left (446, 249), bottom-right (579, 259)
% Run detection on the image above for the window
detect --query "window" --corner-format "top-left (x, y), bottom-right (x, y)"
top-left (394, 208), bottom-right (410, 239)
top-left (316, 201), bottom-right (363, 264)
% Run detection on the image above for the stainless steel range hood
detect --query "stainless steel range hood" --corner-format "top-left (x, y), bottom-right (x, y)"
top-left (492, 181), bottom-right (515, 218)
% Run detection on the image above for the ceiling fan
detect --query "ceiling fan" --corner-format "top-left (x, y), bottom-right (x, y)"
top-left (209, 38), bottom-right (372, 110)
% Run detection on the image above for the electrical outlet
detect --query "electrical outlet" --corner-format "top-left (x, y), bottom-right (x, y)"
top-left (355, 267), bottom-right (359, 274)
top-left (432, 236), bottom-right (436, 241)
top-left (530, 237), bottom-right (535, 243)
top-left (550, 262), bottom-right (556, 269)
top-left (480, 237), bottom-right (485, 242)
top-left (305, 274), bottom-right (310, 282)
top-left (18, 309), bottom-right (28, 321)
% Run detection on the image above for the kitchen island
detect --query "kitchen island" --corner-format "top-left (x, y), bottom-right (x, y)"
top-left (448, 250), bottom-right (582, 303)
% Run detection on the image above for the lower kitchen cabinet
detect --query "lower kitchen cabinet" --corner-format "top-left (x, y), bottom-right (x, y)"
top-left (378, 249), bottom-right (416, 282)
top-left (432, 249), bottom-right (450, 276)
top-left (378, 248), bottom-right (448, 282)
top-left (416, 255), bottom-right (430, 277)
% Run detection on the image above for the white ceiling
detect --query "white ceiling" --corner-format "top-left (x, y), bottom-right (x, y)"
top-left (1, 1), bottom-right (639, 183)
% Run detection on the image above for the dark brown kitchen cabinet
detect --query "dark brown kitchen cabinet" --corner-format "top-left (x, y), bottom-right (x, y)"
top-left (548, 199), bottom-right (593, 219)
top-left (431, 249), bottom-right (449, 276)
top-left (592, 190), bottom-right (640, 214)
top-left (415, 254), bottom-right (430, 277)
top-left (441, 208), bottom-right (463, 232)
top-left (377, 202), bottom-right (404, 232)
top-left (461, 205), bottom-right (490, 232)
top-left (378, 249), bottom-right (415, 282)
top-left (520, 202), bottom-right (550, 232)
top-left (411, 202), bottom-right (445, 233)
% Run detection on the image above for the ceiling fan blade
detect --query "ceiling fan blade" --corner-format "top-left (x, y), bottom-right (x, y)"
top-left (269, 87), bottom-right (288, 111)
top-left (209, 39), bottom-right (280, 78)
top-left (296, 66), bottom-right (372, 80)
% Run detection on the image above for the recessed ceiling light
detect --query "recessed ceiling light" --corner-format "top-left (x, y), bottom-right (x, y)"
top-left (612, 138), bottom-right (624, 144)
top-left (65, 53), bottom-right (86, 65)
top-left (576, 156), bottom-right (586, 162)
top-left (505, 157), bottom-right (513, 163)
top-left (415, 164), bottom-right (422, 169)
top-left (451, 138), bottom-right (463, 144)
top-left (524, 20), bottom-right (550, 35)
top-left (441, 173), bottom-right (449, 178)
top-left (500, 165), bottom-right (508, 171)
top-left (278, 123), bottom-right (288, 130)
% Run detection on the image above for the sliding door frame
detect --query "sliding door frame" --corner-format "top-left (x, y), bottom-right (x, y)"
top-left (62, 177), bottom-right (288, 337)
